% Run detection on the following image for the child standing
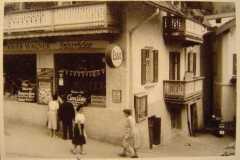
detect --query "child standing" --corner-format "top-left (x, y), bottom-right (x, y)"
top-left (71, 105), bottom-right (87, 155)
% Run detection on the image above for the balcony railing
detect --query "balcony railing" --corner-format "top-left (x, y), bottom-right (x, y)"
top-left (163, 77), bottom-right (204, 103)
top-left (4, 3), bottom-right (119, 34)
top-left (163, 16), bottom-right (207, 45)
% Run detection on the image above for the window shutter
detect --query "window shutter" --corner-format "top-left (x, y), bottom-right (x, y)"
top-left (176, 53), bottom-right (180, 80)
top-left (153, 50), bottom-right (159, 82)
top-left (187, 53), bottom-right (191, 72)
top-left (193, 53), bottom-right (196, 76)
top-left (141, 49), bottom-right (148, 85)
top-left (233, 54), bottom-right (237, 75)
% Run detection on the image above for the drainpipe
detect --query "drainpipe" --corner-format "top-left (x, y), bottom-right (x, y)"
top-left (128, 8), bottom-right (160, 111)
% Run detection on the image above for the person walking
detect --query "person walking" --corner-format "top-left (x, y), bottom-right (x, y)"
top-left (119, 109), bottom-right (139, 158)
top-left (71, 105), bottom-right (87, 155)
top-left (60, 95), bottom-right (75, 140)
top-left (47, 94), bottom-right (59, 137)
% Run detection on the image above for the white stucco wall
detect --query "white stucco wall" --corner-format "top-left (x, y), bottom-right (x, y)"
top-left (214, 26), bottom-right (236, 121)
top-left (37, 54), bottom-right (54, 69)
top-left (126, 3), bottom-right (173, 146)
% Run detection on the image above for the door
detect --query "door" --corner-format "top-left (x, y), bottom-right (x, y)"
top-left (190, 103), bottom-right (198, 136)
top-left (169, 52), bottom-right (180, 80)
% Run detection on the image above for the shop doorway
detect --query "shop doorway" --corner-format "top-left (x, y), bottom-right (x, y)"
top-left (3, 54), bottom-right (36, 101)
top-left (54, 54), bottom-right (106, 106)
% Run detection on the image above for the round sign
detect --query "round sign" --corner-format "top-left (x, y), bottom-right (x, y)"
top-left (106, 44), bottom-right (123, 68)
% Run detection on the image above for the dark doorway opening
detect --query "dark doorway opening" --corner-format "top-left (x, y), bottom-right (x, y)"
top-left (3, 54), bottom-right (36, 96)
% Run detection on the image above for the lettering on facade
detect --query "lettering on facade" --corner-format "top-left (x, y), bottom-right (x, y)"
top-left (4, 40), bottom-right (96, 51)
top-left (60, 41), bottom-right (92, 49)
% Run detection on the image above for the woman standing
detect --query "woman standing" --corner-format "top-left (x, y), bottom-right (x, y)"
top-left (47, 94), bottom-right (59, 137)
top-left (119, 109), bottom-right (139, 158)
top-left (71, 105), bottom-right (87, 155)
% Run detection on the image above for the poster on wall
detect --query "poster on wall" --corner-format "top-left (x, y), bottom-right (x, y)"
top-left (37, 68), bottom-right (53, 80)
top-left (38, 80), bottom-right (52, 105)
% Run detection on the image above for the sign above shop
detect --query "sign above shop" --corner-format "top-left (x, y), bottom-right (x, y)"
top-left (106, 44), bottom-right (123, 68)
top-left (4, 39), bottom-right (109, 52)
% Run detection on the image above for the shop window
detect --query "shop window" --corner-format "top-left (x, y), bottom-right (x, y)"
top-left (55, 54), bottom-right (106, 107)
top-left (187, 52), bottom-right (196, 76)
top-left (134, 93), bottom-right (148, 123)
top-left (141, 48), bottom-right (158, 85)
top-left (233, 54), bottom-right (237, 75)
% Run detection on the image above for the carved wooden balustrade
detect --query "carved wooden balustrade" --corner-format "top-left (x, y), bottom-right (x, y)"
top-left (4, 3), bottom-right (119, 34)
top-left (163, 16), bottom-right (207, 46)
top-left (163, 77), bottom-right (204, 104)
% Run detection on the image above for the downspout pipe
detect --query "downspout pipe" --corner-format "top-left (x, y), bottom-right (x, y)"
top-left (128, 8), bottom-right (160, 111)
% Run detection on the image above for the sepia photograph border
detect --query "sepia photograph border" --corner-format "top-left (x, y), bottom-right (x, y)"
top-left (0, 0), bottom-right (240, 160)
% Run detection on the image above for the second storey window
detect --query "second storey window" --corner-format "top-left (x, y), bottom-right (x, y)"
top-left (141, 48), bottom-right (158, 85)
top-left (187, 52), bottom-right (196, 76)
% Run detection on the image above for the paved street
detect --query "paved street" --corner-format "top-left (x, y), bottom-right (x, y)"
top-left (4, 118), bottom-right (235, 158)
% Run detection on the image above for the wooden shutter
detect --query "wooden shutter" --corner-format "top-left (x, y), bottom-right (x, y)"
top-left (169, 53), bottom-right (174, 80)
top-left (176, 53), bottom-right (180, 80)
top-left (193, 53), bottom-right (196, 76)
top-left (187, 53), bottom-right (191, 72)
top-left (233, 54), bottom-right (237, 75)
top-left (141, 49), bottom-right (148, 85)
top-left (153, 50), bottom-right (159, 82)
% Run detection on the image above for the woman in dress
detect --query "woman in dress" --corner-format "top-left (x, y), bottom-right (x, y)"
top-left (47, 94), bottom-right (59, 137)
top-left (71, 105), bottom-right (87, 154)
top-left (119, 109), bottom-right (139, 158)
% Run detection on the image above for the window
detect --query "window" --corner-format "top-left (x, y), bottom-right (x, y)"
top-left (187, 52), bottom-right (196, 76)
top-left (169, 52), bottom-right (180, 80)
top-left (134, 93), bottom-right (148, 123)
top-left (216, 18), bottom-right (222, 24)
top-left (141, 48), bottom-right (158, 85)
top-left (233, 54), bottom-right (237, 75)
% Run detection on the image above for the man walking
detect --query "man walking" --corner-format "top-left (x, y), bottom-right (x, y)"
top-left (60, 95), bottom-right (75, 140)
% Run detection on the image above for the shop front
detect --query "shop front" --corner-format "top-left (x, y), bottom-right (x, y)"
top-left (4, 54), bottom-right (37, 102)
top-left (55, 53), bottom-right (106, 107)
top-left (3, 37), bottom-right (110, 107)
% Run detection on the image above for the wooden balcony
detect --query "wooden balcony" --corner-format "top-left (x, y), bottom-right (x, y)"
top-left (4, 3), bottom-right (120, 39)
top-left (163, 77), bottom-right (204, 104)
top-left (163, 16), bottom-right (207, 46)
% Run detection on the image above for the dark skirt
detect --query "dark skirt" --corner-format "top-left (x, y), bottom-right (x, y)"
top-left (72, 123), bottom-right (86, 145)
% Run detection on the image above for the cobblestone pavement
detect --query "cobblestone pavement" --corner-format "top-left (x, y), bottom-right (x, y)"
top-left (4, 119), bottom-right (235, 159)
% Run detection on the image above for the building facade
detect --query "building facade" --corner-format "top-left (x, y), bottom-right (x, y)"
top-left (202, 14), bottom-right (236, 123)
top-left (3, 1), bottom-right (207, 148)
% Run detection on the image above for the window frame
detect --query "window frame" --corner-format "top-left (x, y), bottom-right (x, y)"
top-left (134, 93), bottom-right (148, 123)
top-left (141, 48), bottom-right (158, 85)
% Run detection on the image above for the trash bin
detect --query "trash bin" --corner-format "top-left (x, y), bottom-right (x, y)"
top-left (148, 116), bottom-right (161, 149)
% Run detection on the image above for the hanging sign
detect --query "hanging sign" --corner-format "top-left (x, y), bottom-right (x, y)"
top-left (106, 44), bottom-right (123, 68)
